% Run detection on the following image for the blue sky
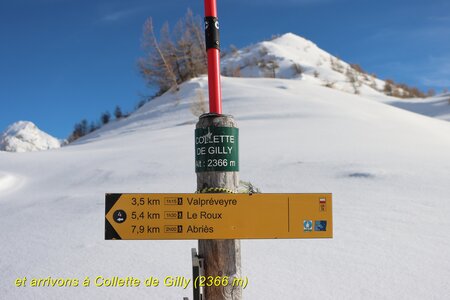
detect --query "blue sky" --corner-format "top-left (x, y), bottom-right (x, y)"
top-left (1, 0), bottom-right (449, 138)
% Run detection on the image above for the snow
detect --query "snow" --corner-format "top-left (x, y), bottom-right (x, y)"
top-left (0, 121), bottom-right (61, 153)
top-left (1, 33), bottom-right (450, 299)
top-left (0, 172), bottom-right (23, 195)
top-left (374, 93), bottom-right (450, 122)
top-left (221, 33), bottom-right (386, 97)
top-left (1, 74), bottom-right (450, 299)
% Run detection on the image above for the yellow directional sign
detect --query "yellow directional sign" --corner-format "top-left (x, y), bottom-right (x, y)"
top-left (105, 193), bottom-right (332, 240)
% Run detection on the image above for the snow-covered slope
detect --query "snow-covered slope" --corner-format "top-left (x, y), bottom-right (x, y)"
top-left (222, 33), bottom-right (386, 96)
top-left (380, 93), bottom-right (450, 122)
top-left (1, 76), bottom-right (450, 300)
top-left (0, 121), bottom-right (61, 152)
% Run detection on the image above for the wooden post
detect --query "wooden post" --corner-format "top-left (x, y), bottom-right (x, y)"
top-left (196, 113), bottom-right (242, 300)
top-left (198, 2), bottom-right (241, 298)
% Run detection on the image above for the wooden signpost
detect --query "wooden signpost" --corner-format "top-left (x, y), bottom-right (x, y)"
top-left (105, 1), bottom-right (334, 299)
top-left (198, 2), bottom-right (242, 298)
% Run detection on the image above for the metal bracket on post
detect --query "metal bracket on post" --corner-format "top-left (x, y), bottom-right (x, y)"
top-left (192, 248), bottom-right (205, 300)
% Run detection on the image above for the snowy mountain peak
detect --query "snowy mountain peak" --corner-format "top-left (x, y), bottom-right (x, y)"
top-left (221, 32), bottom-right (386, 96)
top-left (0, 121), bottom-right (61, 153)
top-left (4, 121), bottom-right (37, 135)
top-left (271, 32), bottom-right (320, 50)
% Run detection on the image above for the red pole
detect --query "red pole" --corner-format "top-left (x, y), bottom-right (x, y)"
top-left (204, 0), bottom-right (222, 114)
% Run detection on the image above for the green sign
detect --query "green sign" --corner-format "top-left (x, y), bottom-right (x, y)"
top-left (195, 126), bottom-right (239, 172)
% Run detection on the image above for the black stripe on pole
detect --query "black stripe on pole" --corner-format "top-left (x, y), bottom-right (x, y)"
top-left (205, 16), bottom-right (220, 50)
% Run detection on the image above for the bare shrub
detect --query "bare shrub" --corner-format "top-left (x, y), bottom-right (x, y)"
top-left (230, 44), bottom-right (239, 56)
top-left (384, 79), bottom-right (394, 96)
top-left (231, 66), bottom-right (241, 77)
top-left (346, 67), bottom-right (361, 94)
top-left (139, 9), bottom-right (207, 96)
top-left (369, 77), bottom-right (377, 90)
top-left (270, 34), bottom-right (281, 41)
top-left (291, 63), bottom-right (304, 76)
top-left (330, 56), bottom-right (344, 73)
top-left (323, 80), bottom-right (336, 88)
top-left (256, 58), bottom-right (279, 78)
top-left (265, 60), bottom-right (279, 78)
top-left (221, 66), bottom-right (229, 76)
top-left (350, 63), bottom-right (365, 74)
top-left (259, 46), bottom-right (269, 57)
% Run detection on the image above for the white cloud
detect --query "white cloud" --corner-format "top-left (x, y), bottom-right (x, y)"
top-left (100, 6), bottom-right (144, 22)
